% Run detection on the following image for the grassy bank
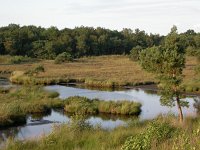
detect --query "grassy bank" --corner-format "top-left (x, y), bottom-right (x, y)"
top-left (0, 55), bottom-right (199, 90)
top-left (0, 55), bottom-right (155, 87)
top-left (4, 115), bottom-right (200, 150)
top-left (0, 86), bottom-right (141, 127)
top-left (0, 86), bottom-right (63, 127)
top-left (64, 96), bottom-right (141, 115)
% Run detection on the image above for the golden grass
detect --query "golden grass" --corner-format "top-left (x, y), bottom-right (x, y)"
top-left (0, 55), bottom-right (199, 89)
top-left (0, 55), bottom-right (154, 85)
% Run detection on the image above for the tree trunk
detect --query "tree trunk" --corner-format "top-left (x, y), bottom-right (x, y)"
top-left (176, 97), bottom-right (183, 122)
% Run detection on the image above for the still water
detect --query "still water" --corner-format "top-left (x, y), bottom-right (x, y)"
top-left (45, 85), bottom-right (198, 120)
top-left (0, 79), bottom-right (199, 144)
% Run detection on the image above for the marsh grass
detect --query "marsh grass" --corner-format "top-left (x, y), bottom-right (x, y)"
top-left (1, 55), bottom-right (155, 87)
top-left (1, 55), bottom-right (199, 90)
top-left (4, 115), bottom-right (200, 150)
top-left (0, 55), bottom-right (36, 64)
top-left (0, 87), bottom-right (141, 127)
top-left (0, 86), bottom-right (63, 127)
top-left (64, 96), bottom-right (142, 115)
top-left (5, 114), bottom-right (146, 150)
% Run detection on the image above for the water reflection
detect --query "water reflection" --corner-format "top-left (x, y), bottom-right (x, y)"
top-left (0, 109), bottom-right (128, 145)
top-left (0, 80), bottom-right (199, 145)
top-left (45, 85), bottom-right (198, 120)
top-left (194, 97), bottom-right (200, 115)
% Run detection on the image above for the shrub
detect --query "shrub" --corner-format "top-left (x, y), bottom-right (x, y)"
top-left (129, 46), bottom-right (143, 61)
top-left (9, 56), bottom-right (31, 64)
top-left (25, 65), bottom-right (45, 76)
top-left (69, 113), bottom-right (92, 132)
top-left (122, 121), bottom-right (176, 150)
top-left (186, 46), bottom-right (197, 56)
top-left (54, 52), bottom-right (73, 64)
top-left (34, 65), bottom-right (45, 72)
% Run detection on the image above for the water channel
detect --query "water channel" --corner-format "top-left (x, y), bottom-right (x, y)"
top-left (0, 78), bottom-right (199, 144)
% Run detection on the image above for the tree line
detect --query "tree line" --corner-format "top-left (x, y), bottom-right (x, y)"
top-left (0, 24), bottom-right (163, 59)
top-left (0, 24), bottom-right (200, 59)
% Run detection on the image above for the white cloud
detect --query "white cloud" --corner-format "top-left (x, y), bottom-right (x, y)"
top-left (0, 0), bottom-right (200, 35)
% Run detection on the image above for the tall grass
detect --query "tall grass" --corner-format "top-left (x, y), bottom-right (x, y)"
top-left (64, 96), bottom-right (142, 115)
top-left (1, 55), bottom-right (156, 87)
top-left (4, 115), bottom-right (200, 150)
top-left (0, 86), bottom-right (62, 127)
top-left (0, 87), bottom-right (141, 127)
top-left (1, 55), bottom-right (200, 90)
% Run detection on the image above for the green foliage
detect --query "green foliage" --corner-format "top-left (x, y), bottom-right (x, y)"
top-left (54, 52), bottom-right (73, 64)
top-left (172, 128), bottom-right (200, 150)
top-left (129, 46), bottom-right (143, 61)
top-left (0, 42), bottom-right (5, 55)
top-left (64, 96), bottom-right (141, 115)
top-left (65, 97), bottom-right (98, 114)
top-left (1, 24), bottom-right (200, 60)
top-left (0, 86), bottom-right (63, 127)
top-left (34, 65), bottom-right (45, 72)
top-left (186, 46), bottom-right (198, 56)
top-left (4, 116), bottom-right (200, 150)
top-left (0, 24), bottom-right (164, 59)
top-left (69, 113), bottom-right (92, 132)
top-left (139, 26), bottom-right (186, 121)
top-left (9, 56), bottom-right (31, 64)
top-left (122, 121), bottom-right (176, 150)
top-left (25, 65), bottom-right (45, 76)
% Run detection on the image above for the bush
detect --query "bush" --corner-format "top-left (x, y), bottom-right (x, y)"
top-left (186, 46), bottom-right (197, 56)
top-left (129, 46), bottom-right (143, 61)
top-left (9, 56), bottom-right (31, 64)
top-left (25, 65), bottom-right (45, 76)
top-left (54, 52), bottom-right (73, 64)
top-left (34, 65), bottom-right (45, 72)
top-left (122, 121), bottom-right (176, 150)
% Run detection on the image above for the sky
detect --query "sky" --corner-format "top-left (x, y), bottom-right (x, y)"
top-left (0, 0), bottom-right (200, 35)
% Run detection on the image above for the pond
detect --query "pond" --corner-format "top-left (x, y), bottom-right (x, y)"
top-left (0, 79), bottom-right (199, 145)
top-left (0, 109), bottom-right (127, 144)
top-left (45, 85), bottom-right (198, 120)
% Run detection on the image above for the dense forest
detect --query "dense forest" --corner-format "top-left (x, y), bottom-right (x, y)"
top-left (0, 24), bottom-right (200, 59)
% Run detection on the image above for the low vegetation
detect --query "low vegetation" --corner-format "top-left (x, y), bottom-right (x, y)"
top-left (54, 52), bottom-right (73, 64)
top-left (9, 56), bottom-right (32, 64)
top-left (1, 55), bottom-right (156, 87)
top-left (64, 96), bottom-right (142, 115)
top-left (0, 86), bottom-right (62, 127)
top-left (0, 86), bottom-right (141, 127)
top-left (4, 115), bottom-right (200, 150)
top-left (0, 55), bottom-right (34, 64)
top-left (0, 55), bottom-right (199, 91)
